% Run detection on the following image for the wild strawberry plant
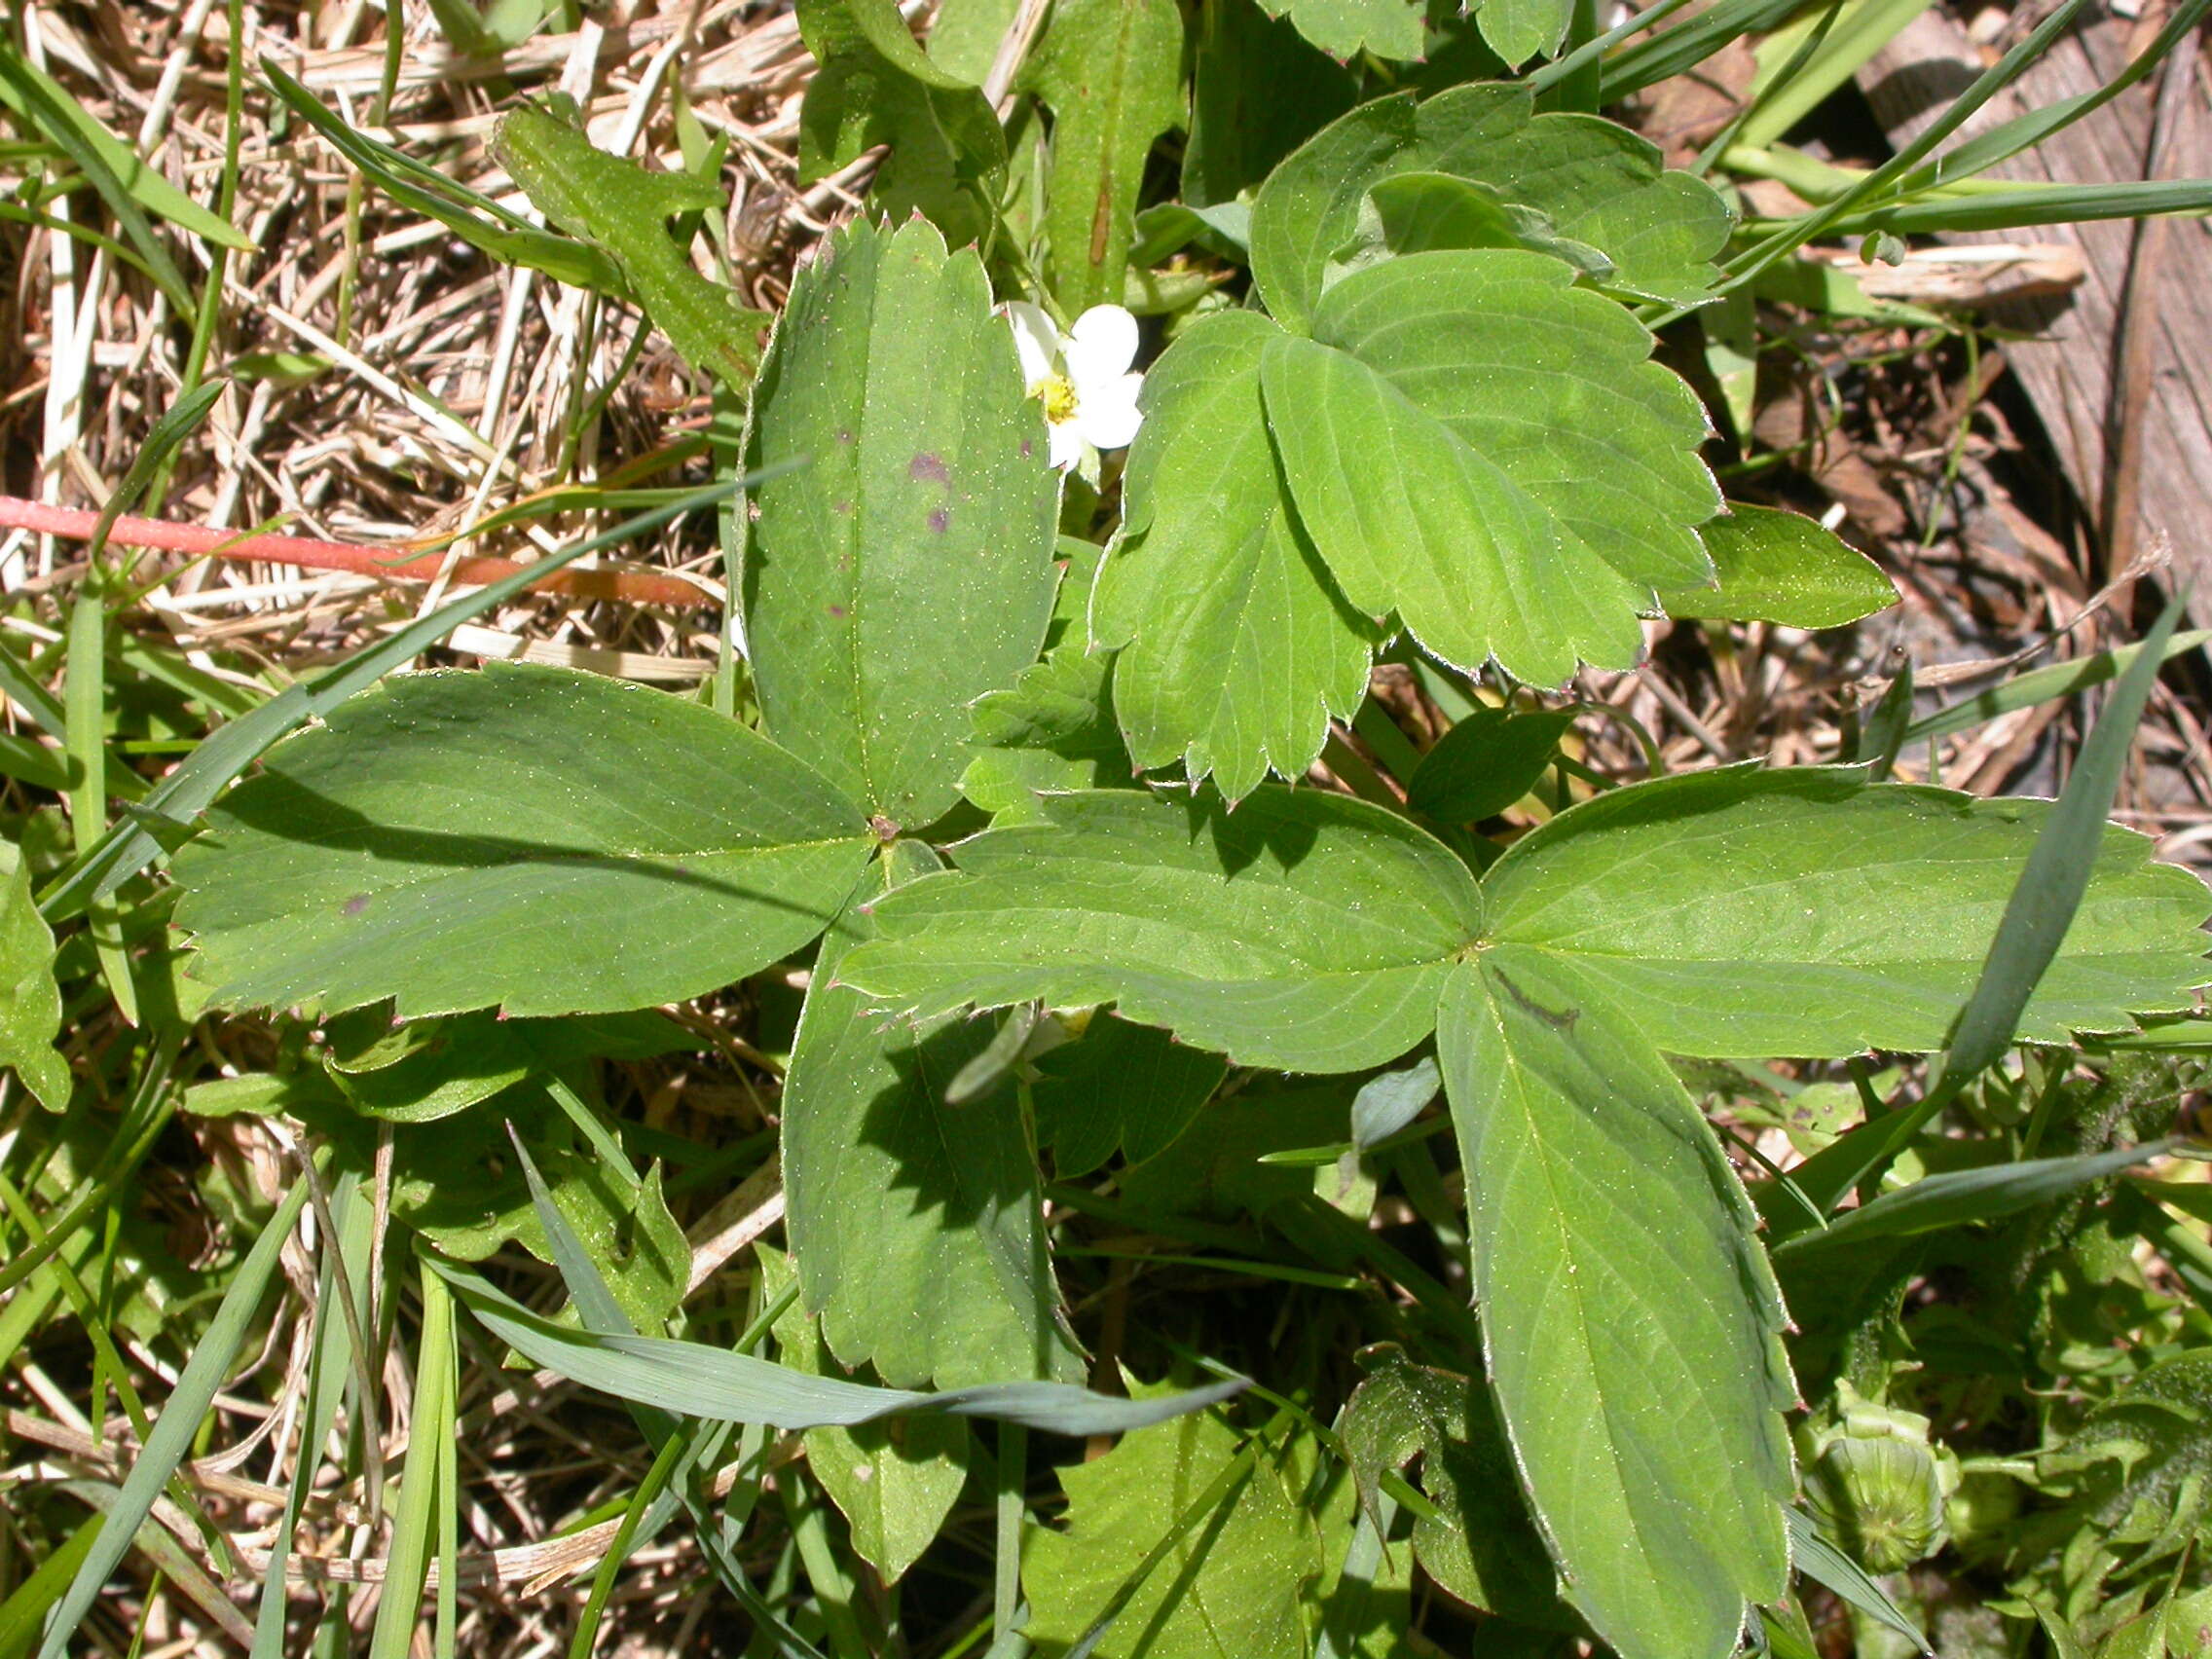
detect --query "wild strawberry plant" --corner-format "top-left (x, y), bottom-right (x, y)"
top-left (10, 0), bottom-right (2212, 1651)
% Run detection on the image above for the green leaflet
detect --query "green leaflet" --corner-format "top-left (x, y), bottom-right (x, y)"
top-left (171, 663), bottom-right (874, 1019)
top-left (783, 851), bottom-right (1084, 1389)
top-left (1022, 1400), bottom-right (1331, 1657)
top-left (1474, 0), bottom-right (1574, 68)
top-left (1250, 83), bottom-right (1733, 331)
top-left (0, 839), bottom-right (69, 1110)
top-left (1094, 310), bottom-right (1379, 800)
top-left (836, 786), bottom-right (1483, 1075)
top-left (795, 0), bottom-right (1006, 244)
top-left (1659, 503), bottom-right (1899, 627)
top-left (1022, 0), bottom-right (1187, 315)
top-left (760, 1245), bottom-right (969, 1582)
top-left (1437, 955), bottom-right (1795, 1659)
top-left (1261, 248), bottom-right (1719, 682)
top-left (744, 216), bottom-right (1060, 831)
top-left (1405, 705), bottom-right (1576, 824)
top-left (1254, 0), bottom-right (1426, 63)
top-left (1480, 765), bottom-right (2212, 1060)
top-left (495, 107), bottom-right (770, 383)
top-left (1320, 170), bottom-right (1618, 288)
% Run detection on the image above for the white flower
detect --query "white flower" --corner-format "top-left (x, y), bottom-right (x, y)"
top-left (1003, 301), bottom-right (1145, 473)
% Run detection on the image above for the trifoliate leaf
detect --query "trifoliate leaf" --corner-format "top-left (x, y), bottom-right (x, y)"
top-left (1481, 764), bottom-right (2212, 1060)
top-left (745, 217), bottom-right (1060, 831)
top-left (1261, 248), bottom-right (1719, 682)
top-left (1251, 84), bottom-right (1733, 332)
top-left (172, 663), bottom-right (873, 1018)
top-left (1438, 955), bottom-right (1795, 1659)
top-left (1093, 310), bottom-right (1380, 800)
top-left (1657, 503), bottom-right (1899, 627)
top-left (837, 785), bottom-right (1483, 1075)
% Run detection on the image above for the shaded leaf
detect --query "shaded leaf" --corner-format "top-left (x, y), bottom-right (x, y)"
top-left (1023, 0), bottom-right (1187, 314)
top-left (496, 107), bottom-right (770, 383)
top-left (1339, 1345), bottom-right (1568, 1624)
top-left (1657, 504), bottom-right (1898, 628)
top-left (1250, 84), bottom-right (1732, 333)
top-left (1183, 0), bottom-right (1357, 207)
top-left (1032, 1013), bottom-right (1229, 1176)
top-left (172, 663), bottom-right (873, 1019)
top-left (0, 839), bottom-right (69, 1110)
top-left (1406, 705), bottom-right (1575, 823)
top-left (960, 630), bottom-right (1132, 820)
top-left (760, 1245), bottom-right (969, 1581)
top-left (1262, 249), bottom-right (1717, 682)
top-left (795, 0), bottom-right (1007, 243)
top-left (1321, 170), bottom-right (1616, 288)
top-left (1023, 1398), bottom-right (1329, 1657)
top-left (745, 216), bottom-right (1060, 830)
top-left (320, 1007), bottom-right (689, 1124)
top-left (839, 786), bottom-right (1483, 1074)
top-left (1094, 309), bottom-right (1379, 799)
top-left (784, 855), bottom-right (1083, 1388)
top-left (1480, 765), bottom-right (2212, 1060)
top-left (1438, 956), bottom-right (1794, 1659)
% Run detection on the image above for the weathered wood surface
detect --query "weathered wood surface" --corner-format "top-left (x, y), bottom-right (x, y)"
top-left (1858, 10), bottom-right (2212, 626)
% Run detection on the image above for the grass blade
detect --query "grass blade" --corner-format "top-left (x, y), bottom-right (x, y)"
top-left (35, 1177), bottom-right (313, 1659)
top-left (1787, 1509), bottom-right (1930, 1652)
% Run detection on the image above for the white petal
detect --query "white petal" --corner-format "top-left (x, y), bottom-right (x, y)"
top-left (1046, 418), bottom-right (1088, 472)
top-left (1073, 372), bottom-right (1144, 452)
top-left (1063, 305), bottom-right (1139, 389)
top-left (1002, 301), bottom-right (1061, 387)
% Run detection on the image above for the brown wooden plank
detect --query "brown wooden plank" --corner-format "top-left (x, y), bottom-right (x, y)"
top-left (1858, 11), bottom-right (2212, 626)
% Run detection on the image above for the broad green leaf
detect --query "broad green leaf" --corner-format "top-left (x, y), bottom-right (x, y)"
top-left (1023, 1402), bottom-right (1329, 1658)
top-left (1022, 0), bottom-right (1186, 314)
top-left (1255, 0), bottom-right (1425, 62)
top-left (265, 65), bottom-right (620, 295)
top-left (784, 855), bottom-right (1083, 1389)
top-left (1262, 249), bottom-right (1718, 682)
top-left (172, 663), bottom-right (873, 1019)
top-left (760, 1245), bottom-right (968, 1581)
top-left (1438, 956), bottom-right (1794, 1659)
top-left (1338, 1345), bottom-right (1568, 1624)
top-left (1406, 704), bottom-right (1575, 824)
top-left (1475, 0), bottom-right (1572, 66)
top-left (1183, 0), bottom-right (1357, 208)
top-left (795, 0), bottom-right (1007, 244)
top-left (0, 840), bottom-right (69, 1110)
top-left (1093, 310), bottom-right (1379, 799)
top-left (1320, 171), bottom-right (1615, 289)
top-left (1250, 84), bottom-right (1733, 332)
top-left (495, 108), bottom-right (770, 383)
top-left (1658, 504), bottom-right (1898, 627)
top-left (925, 0), bottom-right (1021, 82)
top-left (838, 786), bottom-right (1483, 1074)
top-left (1480, 765), bottom-right (2212, 1060)
top-left (440, 1260), bottom-right (1244, 1432)
top-left (745, 216), bottom-right (1059, 830)
top-left (1031, 1013), bottom-right (1228, 1176)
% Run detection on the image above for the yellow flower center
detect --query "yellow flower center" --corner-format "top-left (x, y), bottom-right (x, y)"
top-left (1035, 373), bottom-right (1079, 425)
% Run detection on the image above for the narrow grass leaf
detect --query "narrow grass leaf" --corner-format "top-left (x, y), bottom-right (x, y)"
top-left (1902, 629), bottom-right (2212, 747)
top-left (35, 1179), bottom-right (312, 1659)
top-left (438, 1261), bottom-right (1244, 1433)
top-left (1825, 179), bottom-right (2212, 236)
top-left (1776, 1140), bottom-right (2167, 1261)
top-left (1786, 1509), bottom-right (1931, 1652)
top-left (367, 1266), bottom-right (454, 1659)
top-left (0, 1517), bottom-right (97, 1659)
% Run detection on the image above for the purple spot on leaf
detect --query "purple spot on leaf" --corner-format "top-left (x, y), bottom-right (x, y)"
top-left (343, 894), bottom-right (371, 917)
top-left (828, 603), bottom-right (847, 617)
top-left (1020, 437), bottom-right (1034, 460)
top-left (909, 452), bottom-right (950, 484)
top-left (928, 508), bottom-right (949, 534)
